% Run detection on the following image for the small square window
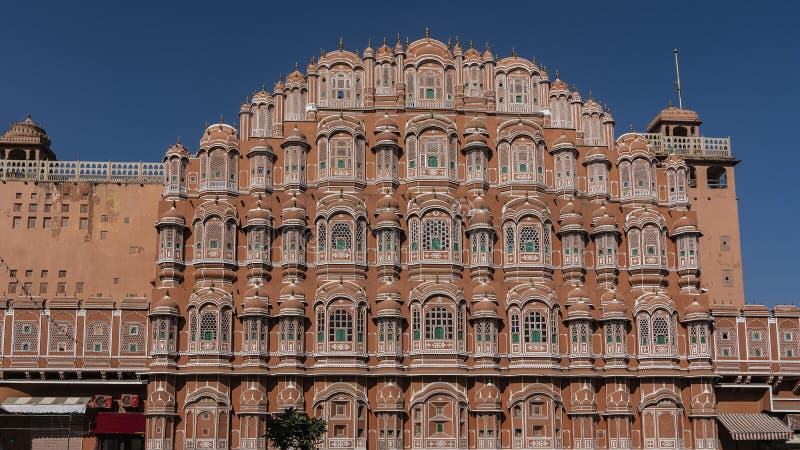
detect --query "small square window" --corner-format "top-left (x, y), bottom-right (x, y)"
top-left (28, 204), bottom-right (37, 212)
top-left (25, 270), bottom-right (32, 278)
top-left (61, 217), bottom-right (69, 227)
top-left (43, 217), bottom-right (52, 228)
top-left (76, 282), bottom-right (84, 294)
top-left (13, 203), bottom-right (21, 212)
top-left (61, 204), bottom-right (70, 213)
top-left (100, 231), bottom-right (108, 240)
top-left (79, 218), bottom-right (88, 229)
top-left (59, 270), bottom-right (67, 278)
top-left (15, 193), bottom-right (22, 199)
top-left (27, 217), bottom-right (36, 229)
top-left (30, 192), bottom-right (37, 200)
top-left (12, 217), bottom-right (21, 228)
top-left (80, 204), bottom-right (88, 214)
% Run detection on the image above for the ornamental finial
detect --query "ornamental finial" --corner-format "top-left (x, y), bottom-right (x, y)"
top-left (339, 37), bottom-right (343, 51)
top-left (425, 26), bottom-right (430, 39)
top-left (511, 47), bottom-right (517, 57)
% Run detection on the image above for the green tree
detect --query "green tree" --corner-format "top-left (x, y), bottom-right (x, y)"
top-left (264, 407), bottom-right (327, 450)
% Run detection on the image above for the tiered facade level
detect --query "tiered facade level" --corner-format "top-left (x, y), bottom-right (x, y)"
top-left (0, 35), bottom-right (797, 450)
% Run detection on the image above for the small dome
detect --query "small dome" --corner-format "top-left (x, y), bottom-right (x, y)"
top-left (375, 113), bottom-right (399, 130)
top-left (551, 78), bottom-right (568, 91)
top-left (376, 209), bottom-right (401, 226)
top-left (629, 136), bottom-right (649, 153)
top-left (279, 293), bottom-right (305, 316)
top-left (585, 147), bottom-right (609, 162)
top-left (475, 383), bottom-right (501, 410)
top-left (375, 130), bottom-right (399, 143)
top-left (245, 202), bottom-right (270, 223)
top-left (473, 282), bottom-right (495, 299)
top-left (595, 214), bottom-right (617, 228)
top-left (552, 133), bottom-right (574, 150)
top-left (673, 214), bottom-right (698, 230)
top-left (252, 89), bottom-right (271, 104)
top-left (280, 282), bottom-right (302, 299)
top-left (468, 209), bottom-right (492, 228)
top-left (567, 300), bottom-right (592, 320)
top-left (568, 286), bottom-right (590, 302)
top-left (465, 133), bottom-right (488, 145)
top-left (282, 208), bottom-right (305, 222)
top-left (376, 193), bottom-right (400, 210)
top-left (285, 126), bottom-right (307, 142)
top-left (473, 299), bottom-right (498, 314)
top-left (604, 299), bottom-right (627, 315)
top-left (560, 202), bottom-right (579, 217)
top-left (273, 78), bottom-right (285, 91)
top-left (152, 293), bottom-right (179, 315)
top-left (200, 123), bottom-right (239, 149)
top-left (165, 141), bottom-right (190, 160)
top-left (683, 299), bottom-right (710, 321)
top-left (242, 291), bottom-right (268, 315)
top-left (377, 281), bottom-right (402, 298)
top-left (616, 142), bottom-right (630, 156)
top-left (600, 289), bottom-right (626, 304)
top-left (466, 115), bottom-right (487, 131)
top-left (286, 66), bottom-right (305, 83)
top-left (376, 298), bottom-right (402, 316)
top-left (592, 205), bottom-right (608, 220)
top-left (161, 205), bottom-right (185, 222)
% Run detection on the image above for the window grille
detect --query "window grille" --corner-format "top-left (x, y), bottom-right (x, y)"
top-left (638, 316), bottom-right (650, 348)
top-left (121, 320), bottom-right (145, 353)
top-left (14, 320), bottom-right (38, 352)
top-left (423, 218), bottom-right (450, 251)
top-left (523, 311), bottom-right (547, 343)
top-left (505, 226), bottom-right (516, 255)
top-left (425, 306), bottom-right (453, 340)
top-left (330, 222), bottom-right (353, 251)
top-left (49, 320), bottom-right (74, 352)
top-left (519, 226), bottom-right (541, 254)
top-left (329, 309), bottom-right (353, 342)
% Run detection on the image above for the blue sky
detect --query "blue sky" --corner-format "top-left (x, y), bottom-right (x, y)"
top-left (1, 1), bottom-right (798, 304)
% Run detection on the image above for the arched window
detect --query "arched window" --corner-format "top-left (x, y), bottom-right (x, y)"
top-left (417, 69), bottom-right (443, 103)
top-left (582, 114), bottom-right (603, 145)
top-left (519, 226), bottom-right (541, 254)
top-left (587, 162), bottom-right (608, 195)
top-left (551, 97), bottom-right (571, 127)
top-left (619, 161), bottom-right (632, 198)
top-left (419, 134), bottom-right (449, 177)
top-left (330, 222), bottom-right (352, 251)
top-left (508, 76), bottom-right (529, 110)
top-left (524, 311), bottom-right (548, 343)
top-left (554, 152), bottom-right (576, 189)
top-left (466, 65), bottom-right (482, 97)
top-left (423, 218), bottom-right (450, 251)
top-left (331, 71), bottom-right (352, 100)
top-left (329, 309), bottom-right (353, 342)
top-left (653, 316), bottom-right (669, 345)
top-left (632, 159), bottom-right (653, 196)
top-left (425, 306), bottom-right (453, 340)
top-left (287, 90), bottom-right (305, 121)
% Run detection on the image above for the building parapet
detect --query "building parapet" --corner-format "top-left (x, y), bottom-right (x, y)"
top-left (0, 159), bottom-right (164, 184)
top-left (642, 133), bottom-right (732, 159)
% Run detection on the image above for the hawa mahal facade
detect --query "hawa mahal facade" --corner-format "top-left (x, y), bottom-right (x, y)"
top-left (0, 34), bottom-right (798, 450)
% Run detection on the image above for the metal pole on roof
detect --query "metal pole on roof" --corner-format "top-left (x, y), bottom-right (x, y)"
top-left (673, 49), bottom-right (684, 109)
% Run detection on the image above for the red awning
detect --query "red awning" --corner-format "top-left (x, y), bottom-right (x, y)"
top-left (94, 412), bottom-right (146, 434)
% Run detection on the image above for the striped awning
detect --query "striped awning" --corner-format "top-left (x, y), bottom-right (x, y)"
top-left (0, 397), bottom-right (91, 414)
top-left (718, 413), bottom-right (792, 441)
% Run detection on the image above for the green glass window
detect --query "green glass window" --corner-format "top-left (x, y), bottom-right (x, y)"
top-left (519, 163), bottom-right (527, 173)
top-left (426, 89), bottom-right (435, 99)
top-left (427, 155), bottom-right (438, 167)
top-left (337, 159), bottom-right (346, 168)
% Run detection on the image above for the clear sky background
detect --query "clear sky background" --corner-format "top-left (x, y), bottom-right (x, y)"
top-left (1, 1), bottom-right (797, 305)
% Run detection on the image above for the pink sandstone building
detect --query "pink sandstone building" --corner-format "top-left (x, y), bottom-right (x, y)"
top-left (0, 34), bottom-right (797, 450)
